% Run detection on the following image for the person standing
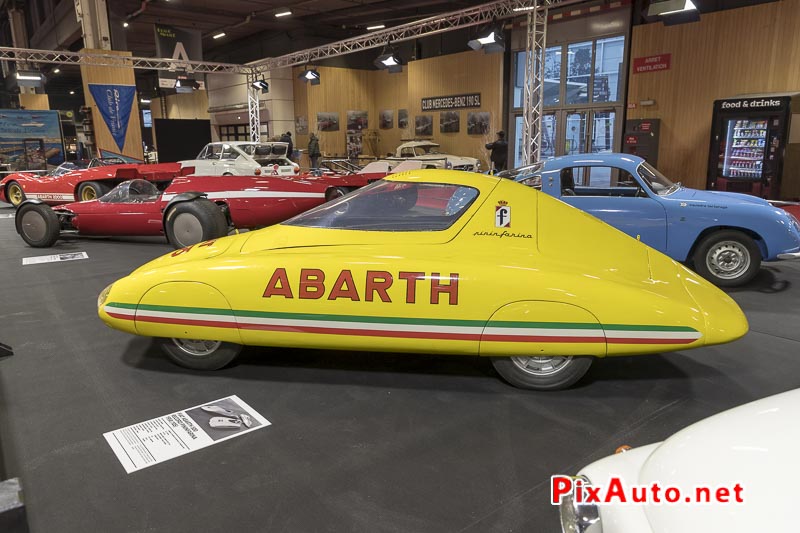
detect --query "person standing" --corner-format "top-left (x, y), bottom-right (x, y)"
top-left (280, 131), bottom-right (294, 161)
top-left (485, 131), bottom-right (508, 173)
top-left (308, 133), bottom-right (322, 169)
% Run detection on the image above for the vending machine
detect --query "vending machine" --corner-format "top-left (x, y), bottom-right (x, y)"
top-left (707, 94), bottom-right (799, 199)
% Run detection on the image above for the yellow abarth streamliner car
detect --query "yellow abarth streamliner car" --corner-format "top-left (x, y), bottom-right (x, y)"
top-left (98, 170), bottom-right (748, 390)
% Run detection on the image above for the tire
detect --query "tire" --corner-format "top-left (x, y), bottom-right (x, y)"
top-left (491, 355), bottom-right (593, 391)
top-left (691, 230), bottom-right (761, 287)
top-left (158, 338), bottom-right (242, 370)
top-left (222, 172), bottom-right (233, 176)
top-left (15, 202), bottom-right (60, 247)
top-left (325, 186), bottom-right (350, 201)
top-left (164, 198), bottom-right (229, 249)
top-left (77, 181), bottom-right (110, 202)
top-left (5, 181), bottom-right (26, 207)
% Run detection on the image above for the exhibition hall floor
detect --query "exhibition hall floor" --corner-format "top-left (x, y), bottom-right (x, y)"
top-left (1, 201), bottom-right (799, 532)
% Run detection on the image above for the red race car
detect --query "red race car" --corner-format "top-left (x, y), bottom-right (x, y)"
top-left (14, 172), bottom-right (373, 249)
top-left (0, 159), bottom-right (182, 206)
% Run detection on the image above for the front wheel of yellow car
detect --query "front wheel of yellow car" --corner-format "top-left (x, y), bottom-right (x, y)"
top-left (491, 355), bottom-right (593, 391)
top-left (158, 338), bottom-right (242, 370)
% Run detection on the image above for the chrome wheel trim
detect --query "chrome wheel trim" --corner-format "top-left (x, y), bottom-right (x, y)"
top-left (172, 212), bottom-right (204, 247)
top-left (20, 210), bottom-right (47, 241)
top-left (510, 355), bottom-right (572, 376)
top-left (171, 338), bottom-right (222, 357)
top-left (706, 240), bottom-right (750, 280)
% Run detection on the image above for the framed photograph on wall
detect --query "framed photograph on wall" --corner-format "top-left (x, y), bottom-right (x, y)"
top-left (398, 109), bottom-right (409, 130)
top-left (467, 112), bottom-right (490, 135)
top-left (317, 112), bottom-right (340, 132)
top-left (346, 110), bottom-right (368, 131)
top-left (440, 111), bottom-right (460, 133)
top-left (415, 115), bottom-right (433, 136)
top-left (295, 116), bottom-right (308, 135)
top-left (379, 109), bottom-right (394, 129)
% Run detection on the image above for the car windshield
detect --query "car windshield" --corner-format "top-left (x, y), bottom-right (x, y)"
top-left (93, 157), bottom-right (126, 167)
top-left (416, 145), bottom-right (440, 155)
top-left (499, 163), bottom-right (543, 181)
top-left (284, 180), bottom-right (479, 231)
top-left (100, 179), bottom-right (160, 203)
top-left (638, 162), bottom-right (679, 195)
top-left (48, 161), bottom-right (88, 176)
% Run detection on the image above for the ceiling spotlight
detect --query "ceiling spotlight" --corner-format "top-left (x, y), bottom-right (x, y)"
top-left (123, 21), bottom-right (129, 28)
top-left (69, 90), bottom-right (75, 95)
top-left (251, 79), bottom-right (270, 92)
top-left (374, 48), bottom-right (403, 74)
top-left (366, 24), bottom-right (385, 30)
top-left (298, 68), bottom-right (320, 85)
top-left (213, 32), bottom-right (226, 39)
top-left (53, 68), bottom-right (60, 74)
top-left (467, 25), bottom-right (505, 54)
top-left (275, 8), bottom-right (292, 17)
top-left (140, 98), bottom-right (151, 104)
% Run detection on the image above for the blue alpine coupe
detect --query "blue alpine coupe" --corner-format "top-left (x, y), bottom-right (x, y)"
top-left (504, 153), bottom-right (800, 286)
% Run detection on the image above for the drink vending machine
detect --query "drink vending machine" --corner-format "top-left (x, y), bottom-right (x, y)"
top-left (707, 94), bottom-right (799, 199)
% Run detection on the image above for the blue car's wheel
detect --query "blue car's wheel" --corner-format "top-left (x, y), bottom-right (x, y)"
top-left (692, 230), bottom-right (761, 287)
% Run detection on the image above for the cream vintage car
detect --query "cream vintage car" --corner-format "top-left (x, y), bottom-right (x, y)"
top-left (382, 141), bottom-right (481, 171)
top-left (558, 389), bottom-right (800, 532)
top-left (180, 141), bottom-right (300, 176)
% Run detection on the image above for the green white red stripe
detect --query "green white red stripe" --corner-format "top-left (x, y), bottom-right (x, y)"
top-left (104, 302), bottom-right (702, 345)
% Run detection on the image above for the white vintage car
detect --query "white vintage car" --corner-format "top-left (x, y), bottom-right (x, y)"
top-left (181, 141), bottom-right (299, 176)
top-left (559, 389), bottom-right (800, 532)
top-left (383, 140), bottom-right (480, 171)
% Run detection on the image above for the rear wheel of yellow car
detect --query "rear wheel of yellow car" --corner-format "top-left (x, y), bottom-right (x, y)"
top-left (77, 181), bottom-right (110, 202)
top-left (164, 199), bottom-right (228, 249)
top-left (158, 338), bottom-right (242, 370)
top-left (491, 355), bottom-right (593, 391)
top-left (6, 181), bottom-right (26, 207)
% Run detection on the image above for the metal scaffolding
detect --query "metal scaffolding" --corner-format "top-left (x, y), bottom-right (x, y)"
top-left (520, 2), bottom-right (549, 165)
top-left (245, 73), bottom-right (261, 143)
top-left (0, 46), bottom-right (245, 74)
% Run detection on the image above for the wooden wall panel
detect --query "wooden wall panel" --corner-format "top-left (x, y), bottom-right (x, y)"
top-left (627, 0), bottom-right (800, 189)
top-left (79, 48), bottom-right (143, 160)
top-left (19, 93), bottom-right (50, 110)
top-left (293, 50), bottom-right (503, 169)
top-left (407, 51), bottom-right (503, 170)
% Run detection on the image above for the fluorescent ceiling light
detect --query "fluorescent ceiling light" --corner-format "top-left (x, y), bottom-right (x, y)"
top-left (16, 72), bottom-right (42, 81)
top-left (647, 0), bottom-right (697, 16)
top-left (140, 98), bottom-right (151, 104)
top-left (512, 6), bottom-right (535, 12)
top-left (275, 9), bottom-right (292, 17)
top-left (213, 32), bottom-right (226, 39)
top-left (367, 24), bottom-right (385, 30)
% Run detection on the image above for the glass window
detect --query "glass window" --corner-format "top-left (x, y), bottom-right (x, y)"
top-left (594, 36), bottom-right (624, 103)
top-left (513, 47), bottom-right (561, 108)
top-left (220, 144), bottom-right (238, 160)
top-left (591, 111), bottom-right (615, 154)
top-left (284, 181), bottom-right (479, 232)
top-left (563, 166), bottom-right (639, 194)
top-left (566, 41), bottom-right (593, 105)
top-left (638, 162), bottom-right (679, 195)
top-left (565, 112), bottom-right (587, 154)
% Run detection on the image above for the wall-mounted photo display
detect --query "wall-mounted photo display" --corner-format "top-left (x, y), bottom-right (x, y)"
top-left (346, 110), bottom-right (368, 131)
top-left (295, 116), bottom-right (308, 135)
top-left (379, 109), bottom-right (394, 129)
top-left (440, 111), bottom-right (460, 134)
top-left (415, 115), bottom-right (434, 136)
top-left (398, 109), bottom-right (409, 130)
top-left (317, 112), bottom-right (340, 132)
top-left (467, 112), bottom-right (490, 135)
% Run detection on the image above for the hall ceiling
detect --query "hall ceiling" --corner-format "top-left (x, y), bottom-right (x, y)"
top-left (110, 0), bottom-right (490, 61)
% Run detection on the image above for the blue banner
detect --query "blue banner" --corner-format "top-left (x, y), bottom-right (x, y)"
top-left (88, 84), bottom-right (136, 151)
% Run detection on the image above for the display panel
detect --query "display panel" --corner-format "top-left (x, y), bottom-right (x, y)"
top-left (722, 118), bottom-right (767, 179)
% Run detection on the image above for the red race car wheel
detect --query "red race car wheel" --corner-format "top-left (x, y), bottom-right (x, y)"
top-left (6, 181), bottom-right (26, 207)
top-left (15, 203), bottom-right (60, 248)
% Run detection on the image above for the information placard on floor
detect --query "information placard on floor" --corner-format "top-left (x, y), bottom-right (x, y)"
top-left (22, 251), bottom-right (89, 265)
top-left (104, 395), bottom-right (270, 474)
